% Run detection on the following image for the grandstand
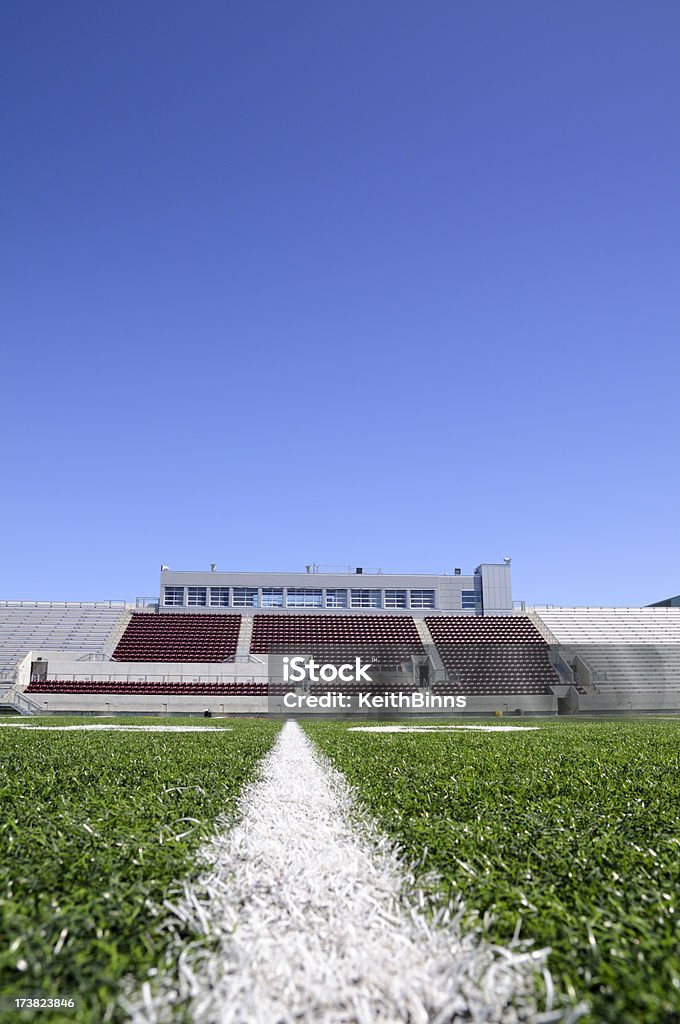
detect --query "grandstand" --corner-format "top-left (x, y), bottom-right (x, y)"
top-left (113, 613), bottom-right (242, 663)
top-left (251, 612), bottom-right (424, 674)
top-left (530, 606), bottom-right (680, 711)
top-left (426, 616), bottom-right (561, 696)
top-left (0, 601), bottom-right (128, 681)
top-left (2, 563), bottom-right (680, 714)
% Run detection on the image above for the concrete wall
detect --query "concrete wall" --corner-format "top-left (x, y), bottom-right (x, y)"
top-left (31, 690), bottom-right (680, 716)
top-left (35, 694), bottom-right (269, 714)
top-left (32, 691), bottom-right (557, 716)
top-left (577, 691), bottom-right (680, 713)
top-left (19, 650), bottom-right (269, 685)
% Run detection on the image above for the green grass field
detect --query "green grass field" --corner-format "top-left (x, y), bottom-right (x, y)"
top-left (2, 715), bottom-right (679, 1023)
top-left (0, 716), bottom-right (280, 1022)
top-left (306, 718), bottom-right (680, 1024)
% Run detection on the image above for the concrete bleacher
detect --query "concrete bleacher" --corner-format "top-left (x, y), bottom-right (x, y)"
top-left (531, 607), bottom-right (680, 699)
top-left (426, 615), bottom-right (561, 695)
top-left (0, 602), bottom-right (128, 683)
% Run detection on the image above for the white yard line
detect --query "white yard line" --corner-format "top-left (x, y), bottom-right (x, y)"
top-left (0, 724), bottom-right (231, 732)
top-left (125, 720), bottom-right (577, 1024)
top-left (348, 725), bottom-right (540, 733)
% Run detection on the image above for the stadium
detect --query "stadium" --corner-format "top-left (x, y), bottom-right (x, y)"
top-left (2, 560), bottom-right (680, 717)
top-left (1, 561), bottom-right (679, 1023)
top-left (4, 1), bottom-right (680, 1018)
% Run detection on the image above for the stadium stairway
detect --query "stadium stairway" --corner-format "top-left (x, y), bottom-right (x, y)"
top-left (413, 617), bottom-right (447, 682)
top-left (235, 615), bottom-right (254, 659)
top-left (101, 608), bottom-right (134, 658)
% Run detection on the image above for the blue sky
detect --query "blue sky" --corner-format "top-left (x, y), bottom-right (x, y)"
top-left (2, 1), bottom-right (679, 606)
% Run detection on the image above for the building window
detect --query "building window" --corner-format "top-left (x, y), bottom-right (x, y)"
top-left (163, 587), bottom-right (184, 607)
top-left (286, 588), bottom-right (323, 608)
top-left (384, 589), bottom-right (407, 609)
top-left (261, 587), bottom-right (284, 608)
top-left (410, 589), bottom-right (435, 609)
top-left (209, 587), bottom-right (230, 607)
top-left (325, 589), bottom-right (348, 608)
top-left (350, 589), bottom-right (381, 608)
top-left (233, 587), bottom-right (259, 607)
top-left (461, 590), bottom-right (480, 610)
top-left (187, 587), bottom-right (207, 607)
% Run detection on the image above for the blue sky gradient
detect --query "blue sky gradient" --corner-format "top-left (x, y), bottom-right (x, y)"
top-left (2, 1), bottom-right (679, 606)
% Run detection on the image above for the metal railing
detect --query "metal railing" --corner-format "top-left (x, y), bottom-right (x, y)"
top-left (0, 689), bottom-right (43, 715)
top-left (0, 600), bottom-right (129, 609)
top-left (28, 673), bottom-right (266, 685)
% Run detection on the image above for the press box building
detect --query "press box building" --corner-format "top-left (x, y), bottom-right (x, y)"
top-left (158, 562), bottom-right (514, 616)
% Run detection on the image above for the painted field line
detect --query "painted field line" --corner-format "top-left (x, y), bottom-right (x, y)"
top-left (125, 720), bottom-right (581, 1024)
top-left (0, 724), bottom-right (232, 733)
top-left (348, 724), bottom-right (540, 733)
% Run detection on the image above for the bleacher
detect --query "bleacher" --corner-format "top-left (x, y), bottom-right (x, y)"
top-left (0, 602), bottom-right (128, 681)
top-left (27, 679), bottom-right (266, 696)
top-left (426, 615), bottom-right (561, 695)
top-left (532, 607), bottom-right (680, 693)
top-left (16, 602), bottom-right (680, 708)
top-left (250, 613), bottom-right (424, 672)
top-left (112, 613), bottom-right (241, 663)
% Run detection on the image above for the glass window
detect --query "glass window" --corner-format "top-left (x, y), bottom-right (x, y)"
top-left (350, 589), bottom-right (382, 608)
top-left (233, 587), bottom-right (259, 607)
top-left (209, 587), bottom-right (230, 607)
top-left (163, 586), bottom-right (184, 606)
top-left (187, 587), bottom-right (207, 606)
top-left (410, 589), bottom-right (435, 609)
top-left (325, 589), bottom-right (348, 608)
top-left (384, 589), bottom-right (407, 609)
top-left (461, 590), bottom-right (480, 609)
top-left (286, 588), bottom-right (323, 607)
top-left (261, 588), bottom-right (284, 608)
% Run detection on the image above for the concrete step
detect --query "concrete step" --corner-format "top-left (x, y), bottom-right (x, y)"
top-left (236, 615), bottom-right (254, 658)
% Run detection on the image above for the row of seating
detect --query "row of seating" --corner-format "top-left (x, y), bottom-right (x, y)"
top-left (427, 616), bottom-right (547, 644)
top-left (425, 616), bottom-right (559, 694)
top-left (435, 649), bottom-right (553, 659)
top-left (0, 604), bottom-right (127, 676)
top-left (28, 681), bottom-right (267, 696)
top-left (251, 614), bottom-right (423, 654)
top-left (28, 678), bottom-right (552, 697)
top-left (435, 685), bottom-right (551, 696)
top-left (113, 613), bottom-right (241, 663)
top-left (267, 682), bottom-right (420, 695)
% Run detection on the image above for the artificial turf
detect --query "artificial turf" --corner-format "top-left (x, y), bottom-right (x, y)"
top-left (306, 717), bottom-right (680, 1024)
top-left (0, 716), bottom-right (280, 1022)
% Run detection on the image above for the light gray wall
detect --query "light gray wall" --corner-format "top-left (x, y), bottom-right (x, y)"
top-left (477, 563), bottom-right (513, 615)
top-left (35, 694), bottom-right (268, 714)
top-left (33, 693), bottom-right (557, 715)
top-left (159, 566), bottom-right (511, 614)
top-left (20, 650), bottom-right (269, 683)
top-left (578, 691), bottom-right (680, 712)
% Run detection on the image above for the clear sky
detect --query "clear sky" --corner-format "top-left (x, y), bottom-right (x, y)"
top-left (2, 1), bottom-right (679, 607)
